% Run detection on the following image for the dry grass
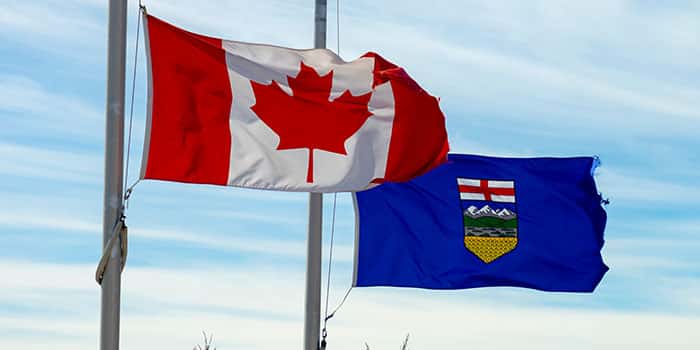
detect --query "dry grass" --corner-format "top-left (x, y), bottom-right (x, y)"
top-left (193, 331), bottom-right (410, 349)
top-left (193, 331), bottom-right (216, 350)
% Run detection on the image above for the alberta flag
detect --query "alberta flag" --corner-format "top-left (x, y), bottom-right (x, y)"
top-left (353, 154), bottom-right (608, 292)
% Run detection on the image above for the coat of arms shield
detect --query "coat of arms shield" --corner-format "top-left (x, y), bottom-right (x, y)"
top-left (457, 178), bottom-right (518, 263)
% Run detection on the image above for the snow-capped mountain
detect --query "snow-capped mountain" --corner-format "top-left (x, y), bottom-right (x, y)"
top-left (465, 205), bottom-right (517, 219)
top-left (477, 205), bottom-right (494, 216)
top-left (498, 209), bottom-right (514, 217)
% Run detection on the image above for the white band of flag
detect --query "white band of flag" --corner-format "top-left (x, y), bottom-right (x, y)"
top-left (460, 193), bottom-right (485, 201)
top-left (457, 177), bottom-right (516, 203)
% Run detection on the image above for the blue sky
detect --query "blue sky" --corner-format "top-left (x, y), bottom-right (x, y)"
top-left (1, 0), bottom-right (699, 349)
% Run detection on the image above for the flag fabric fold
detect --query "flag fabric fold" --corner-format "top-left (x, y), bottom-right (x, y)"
top-left (353, 154), bottom-right (608, 292)
top-left (140, 14), bottom-right (448, 192)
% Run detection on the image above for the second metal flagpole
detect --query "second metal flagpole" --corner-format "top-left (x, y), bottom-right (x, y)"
top-left (304, 192), bottom-right (323, 350)
top-left (304, 2), bottom-right (327, 350)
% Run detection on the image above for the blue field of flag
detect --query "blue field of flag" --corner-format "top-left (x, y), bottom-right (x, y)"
top-left (353, 154), bottom-right (608, 292)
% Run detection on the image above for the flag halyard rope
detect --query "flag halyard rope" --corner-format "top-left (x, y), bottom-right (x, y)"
top-left (320, 192), bottom-right (353, 349)
top-left (320, 3), bottom-right (352, 348)
top-left (336, 0), bottom-right (340, 56)
top-left (321, 193), bottom-right (338, 349)
top-left (123, 4), bottom-right (144, 209)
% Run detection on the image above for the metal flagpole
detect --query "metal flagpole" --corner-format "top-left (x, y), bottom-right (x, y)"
top-left (304, 192), bottom-right (323, 350)
top-left (304, 3), bottom-right (327, 350)
top-left (101, 0), bottom-right (128, 350)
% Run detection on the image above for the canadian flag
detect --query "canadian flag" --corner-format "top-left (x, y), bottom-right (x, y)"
top-left (140, 14), bottom-right (449, 192)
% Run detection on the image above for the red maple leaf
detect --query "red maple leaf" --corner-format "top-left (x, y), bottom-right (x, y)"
top-left (250, 62), bottom-right (373, 183)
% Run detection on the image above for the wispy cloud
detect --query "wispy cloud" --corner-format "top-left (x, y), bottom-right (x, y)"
top-left (0, 209), bottom-right (352, 262)
top-left (1, 260), bottom-right (698, 350)
top-left (202, 209), bottom-right (306, 227)
top-left (0, 75), bottom-right (97, 118)
top-left (0, 1), bottom-right (104, 52)
top-left (0, 212), bottom-right (98, 234)
top-left (1, 1), bottom-right (699, 349)
top-left (596, 167), bottom-right (700, 205)
top-left (0, 75), bottom-right (103, 140)
top-left (0, 143), bottom-right (101, 184)
top-left (145, 0), bottom-right (312, 47)
top-left (341, 23), bottom-right (700, 136)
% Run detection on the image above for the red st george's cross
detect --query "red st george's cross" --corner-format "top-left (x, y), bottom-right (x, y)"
top-left (457, 178), bottom-right (516, 203)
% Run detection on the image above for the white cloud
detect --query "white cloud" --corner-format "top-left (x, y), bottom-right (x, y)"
top-left (0, 1), bottom-right (104, 51)
top-left (609, 218), bottom-right (700, 240)
top-left (0, 260), bottom-right (698, 350)
top-left (0, 209), bottom-right (353, 262)
top-left (334, 21), bottom-right (700, 138)
top-left (0, 75), bottom-right (97, 118)
top-left (604, 253), bottom-right (694, 271)
top-left (348, 0), bottom-right (700, 72)
top-left (1, 2), bottom-right (699, 349)
top-left (595, 167), bottom-right (700, 205)
top-left (447, 135), bottom-right (537, 158)
top-left (0, 75), bottom-right (103, 138)
top-left (0, 143), bottom-right (101, 184)
top-left (4, 0), bottom-right (699, 140)
top-left (0, 212), bottom-right (98, 234)
top-left (202, 209), bottom-right (306, 226)
top-left (145, 0), bottom-right (311, 47)
top-left (321, 1), bottom-right (700, 140)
